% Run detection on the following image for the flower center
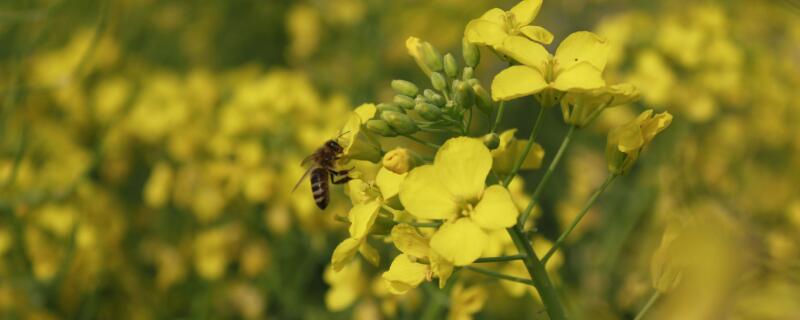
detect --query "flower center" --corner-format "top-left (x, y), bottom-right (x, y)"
top-left (459, 203), bottom-right (476, 218)
top-left (503, 12), bottom-right (520, 35)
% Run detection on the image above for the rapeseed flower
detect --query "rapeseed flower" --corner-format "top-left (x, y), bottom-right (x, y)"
top-left (465, 0), bottom-right (553, 49)
top-left (491, 32), bottom-right (609, 104)
top-left (399, 137), bottom-right (518, 266)
top-left (382, 224), bottom-right (454, 293)
top-left (560, 83), bottom-right (639, 127)
top-left (605, 109), bottom-right (673, 175)
top-left (491, 129), bottom-right (544, 176)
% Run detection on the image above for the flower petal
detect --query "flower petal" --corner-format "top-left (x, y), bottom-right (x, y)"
top-left (359, 241), bottom-right (380, 267)
top-left (382, 254), bottom-right (430, 294)
top-left (430, 218), bottom-right (488, 266)
top-left (434, 137), bottom-right (491, 202)
top-left (391, 224), bottom-right (430, 258)
top-left (348, 200), bottom-right (381, 239)
top-left (471, 185), bottom-right (519, 230)
top-left (498, 36), bottom-right (550, 73)
top-left (331, 238), bottom-right (361, 271)
top-left (406, 37), bottom-right (432, 76)
top-left (491, 66), bottom-right (548, 101)
top-left (478, 8), bottom-right (506, 25)
top-left (399, 165), bottom-right (459, 220)
top-left (465, 20), bottom-right (507, 48)
top-left (376, 167), bottom-right (406, 199)
top-left (430, 250), bottom-right (454, 288)
top-left (520, 25), bottom-right (554, 45)
top-left (554, 31), bottom-right (609, 72)
top-left (509, 0), bottom-right (543, 25)
top-left (552, 62), bottom-right (605, 92)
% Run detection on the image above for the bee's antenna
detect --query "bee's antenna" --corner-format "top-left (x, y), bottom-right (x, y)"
top-left (335, 130), bottom-right (351, 140)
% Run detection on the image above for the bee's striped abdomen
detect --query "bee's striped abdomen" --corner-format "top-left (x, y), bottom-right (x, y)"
top-left (310, 168), bottom-right (330, 209)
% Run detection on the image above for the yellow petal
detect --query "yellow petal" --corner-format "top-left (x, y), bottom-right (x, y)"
top-left (613, 123), bottom-right (645, 153)
top-left (509, 0), bottom-right (543, 25)
top-left (348, 200), bottom-right (381, 239)
top-left (519, 25), bottom-right (554, 45)
top-left (498, 36), bottom-right (550, 73)
top-left (399, 165), bottom-right (459, 220)
top-left (382, 254), bottom-right (429, 295)
top-left (491, 66), bottom-right (548, 101)
top-left (406, 37), bottom-right (432, 76)
top-left (430, 250), bottom-right (454, 288)
top-left (430, 218), bottom-right (488, 266)
top-left (331, 238), bottom-right (361, 271)
top-left (640, 111), bottom-right (673, 145)
top-left (325, 284), bottom-right (359, 311)
top-left (342, 113), bottom-right (382, 162)
top-left (375, 167), bottom-right (406, 200)
top-left (354, 103), bottom-right (377, 122)
top-left (465, 19), bottom-right (507, 48)
top-left (359, 241), bottom-right (380, 267)
top-left (554, 31), bottom-right (609, 72)
top-left (517, 140), bottom-right (545, 170)
top-left (552, 62), bottom-right (605, 92)
top-left (471, 185), bottom-right (519, 230)
top-left (434, 137), bottom-right (491, 202)
top-left (391, 224), bottom-right (430, 258)
top-left (478, 8), bottom-right (506, 25)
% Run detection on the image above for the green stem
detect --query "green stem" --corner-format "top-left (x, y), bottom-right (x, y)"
top-left (519, 125), bottom-right (577, 224)
top-left (502, 106), bottom-right (547, 186)
top-left (542, 174), bottom-right (617, 264)
top-left (491, 101), bottom-right (506, 133)
top-left (402, 134), bottom-right (441, 149)
top-left (463, 266), bottom-right (535, 286)
top-left (506, 226), bottom-right (567, 320)
top-left (633, 291), bottom-right (662, 320)
top-left (474, 254), bottom-right (526, 263)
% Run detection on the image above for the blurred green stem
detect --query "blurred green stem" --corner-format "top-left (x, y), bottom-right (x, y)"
top-left (402, 134), bottom-right (441, 149)
top-left (542, 174), bottom-right (617, 264)
top-left (519, 125), bottom-right (577, 224)
top-left (474, 254), bottom-right (525, 263)
top-left (491, 101), bottom-right (506, 133)
top-left (502, 105), bottom-right (546, 186)
top-left (633, 291), bottom-right (662, 320)
top-left (506, 225), bottom-right (567, 320)
top-left (463, 265), bottom-right (535, 285)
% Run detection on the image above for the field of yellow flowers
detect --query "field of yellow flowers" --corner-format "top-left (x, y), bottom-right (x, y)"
top-left (1, 0), bottom-right (799, 319)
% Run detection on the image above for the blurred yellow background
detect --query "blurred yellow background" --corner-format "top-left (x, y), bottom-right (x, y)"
top-left (1, 0), bottom-right (799, 319)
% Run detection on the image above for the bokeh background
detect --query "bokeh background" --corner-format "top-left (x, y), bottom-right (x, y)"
top-left (1, 0), bottom-right (800, 319)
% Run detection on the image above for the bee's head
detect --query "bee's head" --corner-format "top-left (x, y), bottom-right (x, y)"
top-left (326, 139), bottom-right (344, 153)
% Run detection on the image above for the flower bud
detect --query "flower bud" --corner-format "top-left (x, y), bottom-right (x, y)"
top-left (381, 111), bottom-right (419, 134)
top-left (391, 80), bottom-right (419, 97)
top-left (377, 102), bottom-right (404, 114)
top-left (421, 42), bottom-right (443, 72)
top-left (462, 67), bottom-right (474, 80)
top-left (394, 95), bottom-right (416, 110)
top-left (472, 83), bottom-right (493, 115)
top-left (430, 72), bottom-right (447, 92)
top-left (606, 110), bottom-right (672, 175)
top-left (414, 102), bottom-right (443, 121)
top-left (423, 89), bottom-right (445, 107)
top-left (482, 133), bottom-right (500, 149)
top-left (443, 53), bottom-right (458, 78)
top-left (454, 81), bottom-right (473, 107)
top-left (462, 37), bottom-right (480, 67)
top-left (382, 147), bottom-right (421, 174)
top-left (366, 119), bottom-right (397, 137)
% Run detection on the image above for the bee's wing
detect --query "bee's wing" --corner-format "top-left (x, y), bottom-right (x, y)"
top-left (300, 153), bottom-right (315, 166)
top-left (291, 166), bottom-right (315, 193)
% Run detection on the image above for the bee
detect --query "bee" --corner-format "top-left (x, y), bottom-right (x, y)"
top-left (293, 133), bottom-right (353, 209)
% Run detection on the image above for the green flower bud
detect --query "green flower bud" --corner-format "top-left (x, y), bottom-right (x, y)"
top-left (454, 81), bottom-right (473, 107)
top-left (366, 119), bottom-right (397, 137)
top-left (391, 80), bottom-right (419, 97)
top-left (377, 102), bottom-right (404, 114)
top-left (414, 102), bottom-right (443, 121)
top-left (421, 42), bottom-right (443, 72)
top-left (394, 95), bottom-right (416, 110)
top-left (423, 89), bottom-right (445, 107)
top-left (462, 37), bottom-right (480, 68)
top-left (443, 53), bottom-right (458, 78)
top-left (482, 133), bottom-right (500, 150)
top-left (381, 111), bottom-right (419, 134)
top-left (430, 72), bottom-right (447, 92)
top-left (472, 83), bottom-right (493, 115)
top-left (462, 67), bottom-right (474, 80)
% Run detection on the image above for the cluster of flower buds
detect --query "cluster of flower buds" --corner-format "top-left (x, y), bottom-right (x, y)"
top-left (365, 38), bottom-right (494, 137)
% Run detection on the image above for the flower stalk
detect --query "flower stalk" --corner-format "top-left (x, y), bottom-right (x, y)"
top-left (519, 125), bottom-right (576, 224)
top-left (502, 104), bottom-right (546, 186)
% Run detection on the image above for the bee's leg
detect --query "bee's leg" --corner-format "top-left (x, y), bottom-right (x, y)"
top-left (331, 175), bottom-right (353, 184)
top-left (329, 168), bottom-right (354, 176)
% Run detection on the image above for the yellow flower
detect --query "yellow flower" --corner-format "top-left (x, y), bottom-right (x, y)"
top-left (491, 32), bottom-right (609, 104)
top-left (331, 199), bottom-right (382, 271)
top-left (382, 147), bottom-right (421, 174)
top-left (465, 0), bottom-right (553, 50)
top-left (447, 283), bottom-right (488, 320)
top-left (382, 224), bottom-right (454, 293)
top-left (605, 109), bottom-right (673, 175)
top-left (399, 137), bottom-right (519, 266)
top-left (491, 129), bottom-right (545, 176)
top-left (341, 103), bottom-right (382, 163)
top-left (324, 260), bottom-right (365, 311)
top-left (560, 83), bottom-right (640, 127)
